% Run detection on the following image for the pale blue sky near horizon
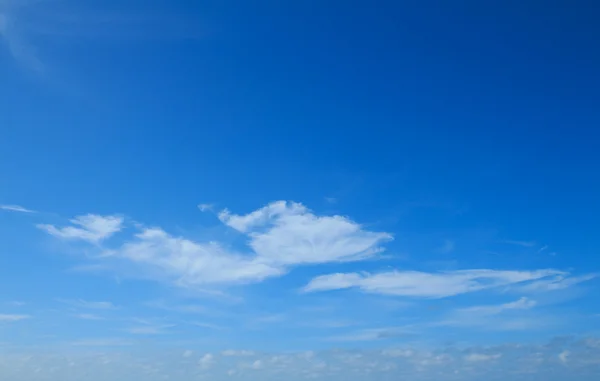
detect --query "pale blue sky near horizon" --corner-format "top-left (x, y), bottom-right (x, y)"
top-left (1, 1), bottom-right (599, 380)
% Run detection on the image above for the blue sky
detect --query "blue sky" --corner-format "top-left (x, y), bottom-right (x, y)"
top-left (1, 0), bottom-right (600, 380)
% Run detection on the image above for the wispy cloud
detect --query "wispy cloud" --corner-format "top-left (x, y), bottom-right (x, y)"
top-left (456, 297), bottom-right (537, 316)
top-left (514, 274), bottom-right (596, 293)
top-left (0, 204), bottom-right (35, 213)
top-left (0, 1), bottom-right (44, 72)
top-left (464, 353), bottom-right (502, 362)
top-left (303, 269), bottom-right (564, 298)
top-left (0, 313), bottom-right (30, 322)
top-left (38, 214), bottom-right (124, 243)
top-left (0, 0), bottom-right (203, 72)
top-left (69, 338), bottom-right (133, 347)
top-left (125, 317), bottom-right (175, 335)
top-left (126, 325), bottom-right (173, 335)
top-left (436, 297), bottom-right (542, 331)
top-left (501, 240), bottom-right (536, 247)
top-left (326, 326), bottom-right (415, 342)
top-left (74, 313), bottom-right (104, 320)
top-left (57, 299), bottom-right (117, 310)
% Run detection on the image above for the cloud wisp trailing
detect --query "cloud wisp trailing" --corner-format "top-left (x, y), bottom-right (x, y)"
top-left (0, 204), bottom-right (36, 213)
top-left (302, 269), bottom-right (581, 298)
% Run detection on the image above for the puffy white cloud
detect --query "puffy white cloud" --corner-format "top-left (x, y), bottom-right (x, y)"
top-left (117, 227), bottom-right (283, 286)
top-left (218, 201), bottom-right (392, 266)
top-left (0, 204), bottom-right (35, 213)
top-left (37, 214), bottom-right (123, 243)
top-left (303, 269), bottom-right (565, 298)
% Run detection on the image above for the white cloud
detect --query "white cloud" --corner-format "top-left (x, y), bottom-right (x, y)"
top-left (199, 353), bottom-right (215, 369)
top-left (182, 350), bottom-right (193, 358)
top-left (250, 359), bottom-right (263, 370)
top-left (464, 353), bottom-right (501, 362)
top-left (58, 299), bottom-right (116, 310)
top-left (0, 204), bottom-right (35, 213)
top-left (45, 201), bottom-right (391, 288)
top-left (303, 269), bottom-right (564, 298)
top-left (0, 314), bottom-right (30, 322)
top-left (117, 227), bottom-right (283, 286)
top-left (38, 214), bottom-right (123, 243)
top-left (218, 201), bottom-right (392, 265)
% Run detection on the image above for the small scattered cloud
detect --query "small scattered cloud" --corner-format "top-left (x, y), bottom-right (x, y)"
top-left (221, 350), bottom-right (255, 357)
top-left (0, 314), bottom-right (30, 322)
top-left (324, 197), bottom-right (337, 204)
top-left (0, 204), bottom-right (35, 213)
top-left (464, 353), bottom-right (501, 362)
top-left (559, 350), bottom-right (570, 364)
top-left (183, 350), bottom-right (193, 358)
top-left (538, 245), bottom-right (549, 253)
top-left (303, 269), bottom-right (564, 298)
top-left (197, 203), bottom-right (213, 212)
top-left (199, 353), bottom-right (215, 369)
top-left (38, 214), bottom-right (124, 243)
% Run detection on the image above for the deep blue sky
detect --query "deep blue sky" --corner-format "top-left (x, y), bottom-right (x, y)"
top-left (1, 1), bottom-right (599, 380)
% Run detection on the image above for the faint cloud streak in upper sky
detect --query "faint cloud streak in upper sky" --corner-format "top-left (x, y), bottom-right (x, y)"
top-left (0, 0), bottom-right (204, 72)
